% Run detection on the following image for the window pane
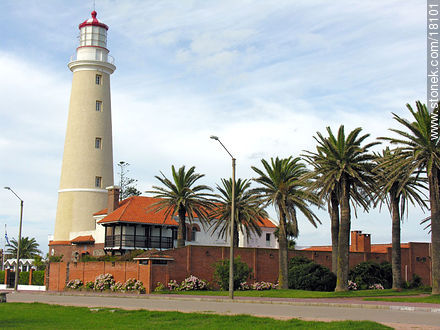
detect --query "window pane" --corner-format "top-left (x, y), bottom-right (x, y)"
top-left (95, 137), bottom-right (101, 149)
top-left (96, 74), bottom-right (101, 85)
top-left (96, 101), bottom-right (102, 111)
top-left (95, 176), bottom-right (102, 188)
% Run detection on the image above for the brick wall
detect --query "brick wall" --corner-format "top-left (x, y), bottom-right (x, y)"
top-left (48, 243), bottom-right (432, 292)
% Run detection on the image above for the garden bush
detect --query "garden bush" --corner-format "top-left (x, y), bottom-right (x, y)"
top-left (0, 271), bottom-right (4, 284)
top-left (49, 255), bottom-right (63, 262)
top-left (402, 273), bottom-right (423, 289)
top-left (31, 270), bottom-right (45, 285)
top-left (288, 257), bottom-right (336, 291)
top-left (348, 261), bottom-right (392, 290)
top-left (94, 273), bottom-right (115, 291)
top-left (66, 279), bottom-right (83, 289)
top-left (214, 256), bottom-right (252, 290)
top-left (18, 271), bottom-right (29, 285)
top-left (167, 276), bottom-right (208, 291)
top-left (239, 281), bottom-right (278, 290)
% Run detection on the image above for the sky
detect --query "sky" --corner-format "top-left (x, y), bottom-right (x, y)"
top-left (0, 1), bottom-right (430, 254)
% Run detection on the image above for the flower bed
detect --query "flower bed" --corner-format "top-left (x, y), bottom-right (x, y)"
top-left (65, 274), bottom-right (145, 294)
top-left (159, 276), bottom-right (208, 292)
top-left (239, 281), bottom-right (278, 291)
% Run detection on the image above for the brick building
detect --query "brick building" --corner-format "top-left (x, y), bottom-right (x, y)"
top-left (49, 187), bottom-right (278, 261)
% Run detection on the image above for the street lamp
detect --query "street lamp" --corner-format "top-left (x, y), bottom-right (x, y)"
top-left (210, 135), bottom-right (236, 299)
top-left (4, 187), bottom-right (24, 291)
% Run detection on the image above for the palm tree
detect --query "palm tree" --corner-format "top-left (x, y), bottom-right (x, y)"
top-left (306, 126), bottom-right (378, 291)
top-left (210, 178), bottom-right (268, 247)
top-left (380, 101), bottom-right (440, 294)
top-left (148, 165), bottom-right (214, 248)
top-left (302, 148), bottom-right (341, 274)
top-left (6, 236), bottom-right (42, 259)
top-left (274, 221), bottom-right (297, 249)
top-left (374, 147), bottom-right (427, 289)
top-left (251, 156), bottom-right (321, 289)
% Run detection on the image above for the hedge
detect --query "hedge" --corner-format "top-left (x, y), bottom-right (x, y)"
top-left (0, 270), bottom-right (4, 284)
top-left (18, 271), bottom-right (29, 285)
top-left (32, 271), bottom-right (45, 286)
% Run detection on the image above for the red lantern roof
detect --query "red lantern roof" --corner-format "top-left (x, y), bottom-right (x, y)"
top-left (78, 11), bottom-right (108, 30)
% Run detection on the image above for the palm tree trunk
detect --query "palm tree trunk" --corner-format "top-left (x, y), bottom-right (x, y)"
top-left (430, 167), bottom-right (440, 294)
top-left (335, 177), bottom-right (350, 291)
top-left (391, 192), bottom-right (402, 290)
top-left (330, 191), bottom-right (339, 274)
top-left (177, 206), bottom-right (186, 248)
top-left (278, 209), bottom-right (289, 289)
top-left (233, 222), bottom-right (239, 248)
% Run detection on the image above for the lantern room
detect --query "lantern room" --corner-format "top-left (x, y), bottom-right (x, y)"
top-left (74, 11), bottom-right (112, 64)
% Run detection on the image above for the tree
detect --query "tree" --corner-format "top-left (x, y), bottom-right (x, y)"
top-left (274, 221), bottom-right (298, 249)
top-left (6, 236), bottom-right (42, 259)
top-left (306, 126), bottom-right (378, 291)
top-left (251, 156), bottom-right (321, 289)
top-left (303, 148), bottom-right (341, 274)
top-left (117, 161), bottom-right (141, 201)
top-left (374, 147), bottom-right (427, 289)
top-left (210, 178), bottom-right (268, 247)
top-left (380, 101), bottom-right (440, 294)
top-left (147, 165), bottom-right (214, 248)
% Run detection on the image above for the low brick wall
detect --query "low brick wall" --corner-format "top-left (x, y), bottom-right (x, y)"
top-left (47, 243), bottom-right (431, 292)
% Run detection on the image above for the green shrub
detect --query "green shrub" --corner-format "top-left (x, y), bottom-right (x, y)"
top-left (403, 273), bottom-right (423, 289)
top-left (0, 271), bottom-right (4, 284)
top-left (214, 256), bottom-right (252, 290)
top-left (288, 257), bottom-right (336, 291)
top-left (378, 261), bottom-right (392, 289)
top-left (31, 270), bottom-right (45, 286)
top-left (348, 261), bottom-right (392, 289)
top-left (18, 271), bottom-right (29, 285)
top-left (80, 255), bottom-right (98, 262)
top-left (289, 256), bottom-right (314, 267)
top-left (49, 255), bottom-right (63, 262)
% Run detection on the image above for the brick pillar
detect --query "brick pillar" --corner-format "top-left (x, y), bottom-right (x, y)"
top-left (4, 269), bottom-right (9, 285)
top-left (29, 268), bottom-right (34, 285)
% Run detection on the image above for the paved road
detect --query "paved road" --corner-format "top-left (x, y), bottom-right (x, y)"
top-left (5, 291), bottom-right (440, 329)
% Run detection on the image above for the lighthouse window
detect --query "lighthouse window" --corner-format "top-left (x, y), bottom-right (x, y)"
top-left (96, 101), bottom-right (102, 111)
top-left (96, 74), bottom-right (102, 85)
top-left (95, 176), bottom-right (102, 188)
top-left (95, 137), bottom-right (102, 149)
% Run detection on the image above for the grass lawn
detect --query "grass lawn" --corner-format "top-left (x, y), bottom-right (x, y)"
top-left (364, 295), bottom-right (440, 304)
top-left (0, 303), bottom-right (390, 329)
top-left (154, 288), bottom-right (430, 299)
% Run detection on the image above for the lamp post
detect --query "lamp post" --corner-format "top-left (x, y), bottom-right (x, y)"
top-left (210, 136), bottom-right (236, 299)
top-left (4, 187), bottom-right (23, 291)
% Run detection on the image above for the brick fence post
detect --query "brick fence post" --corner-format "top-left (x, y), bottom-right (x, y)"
top-left (4, 269), bottom-right (9, 285)
top-left (29, 268), bottom-right (33, 285)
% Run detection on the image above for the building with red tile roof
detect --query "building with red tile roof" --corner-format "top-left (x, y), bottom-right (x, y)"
top-left (49, 187), bottom-right (278, 260)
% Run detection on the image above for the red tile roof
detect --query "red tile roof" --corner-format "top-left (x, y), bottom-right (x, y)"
top-left (302, 243), bottom-right (411, 253)
top-left (370, 243), bottom-right (410, 253)
top-left (97, 196), bottom-right (179, 226)
top-left (258, 217), bottom-right (277, 228)
top-left (71, 235), bottom-right (95, 244)
top-left (96, 196), bottom-right (277, 228)
top-left (49, 240), bottom-right (71, 246)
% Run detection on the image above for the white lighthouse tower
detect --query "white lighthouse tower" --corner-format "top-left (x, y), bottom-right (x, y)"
top-left (53, 11), bottom-right (116, 242)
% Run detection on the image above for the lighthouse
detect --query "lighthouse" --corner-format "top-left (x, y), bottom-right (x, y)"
top-left (53, 11), bottom-right (116, 241)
